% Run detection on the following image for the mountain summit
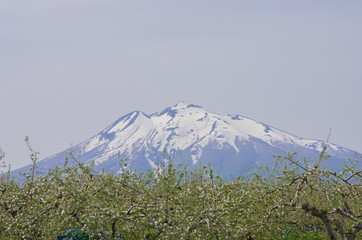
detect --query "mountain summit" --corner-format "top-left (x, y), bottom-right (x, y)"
top-left (15, 102), bottom-right (360, 177)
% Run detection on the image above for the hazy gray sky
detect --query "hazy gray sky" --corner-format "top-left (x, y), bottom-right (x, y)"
top-left (1, 0), bottom-right (361, 170)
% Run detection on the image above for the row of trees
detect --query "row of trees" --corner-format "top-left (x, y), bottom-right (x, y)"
top-left (0, 141), bottom-right (361, 239)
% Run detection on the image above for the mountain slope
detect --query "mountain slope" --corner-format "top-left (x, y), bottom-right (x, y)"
top-left (14, 102), bottom-right (360, 178)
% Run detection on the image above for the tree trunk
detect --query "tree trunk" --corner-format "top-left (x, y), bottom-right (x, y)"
top-left (301, 203), bottom-right (338, 240)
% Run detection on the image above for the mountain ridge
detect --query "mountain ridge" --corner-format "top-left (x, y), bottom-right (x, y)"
top-left (13, 102), bottom-right (360, 178)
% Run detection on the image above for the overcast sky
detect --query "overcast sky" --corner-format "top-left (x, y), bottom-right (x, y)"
top-left (1, 0), bottom-right (361, 170)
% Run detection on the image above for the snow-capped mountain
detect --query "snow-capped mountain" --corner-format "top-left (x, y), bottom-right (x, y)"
top-left (14, 102), bottom-right (360, 178)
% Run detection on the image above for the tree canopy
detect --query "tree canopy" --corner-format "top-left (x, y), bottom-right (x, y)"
top-left (0, 142), bottom-right (361, 240)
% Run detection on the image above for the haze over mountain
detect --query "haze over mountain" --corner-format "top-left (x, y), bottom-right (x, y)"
top-left (14, 102), bottom-right (360, 178)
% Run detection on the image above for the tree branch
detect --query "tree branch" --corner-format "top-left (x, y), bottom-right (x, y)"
top-left (301, 203), bottom-right (338, 240)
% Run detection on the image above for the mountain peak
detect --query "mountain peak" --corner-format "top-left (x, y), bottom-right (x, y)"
top-left (172, 101), bottom-right (191, 110)
top-left (171, 101), bottom-right (202, 111)
top-left (13, 103), bottom-right (360, 178)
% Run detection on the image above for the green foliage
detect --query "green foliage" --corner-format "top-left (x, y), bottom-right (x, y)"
top-left (0, 141), bottom-right (361, 240)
